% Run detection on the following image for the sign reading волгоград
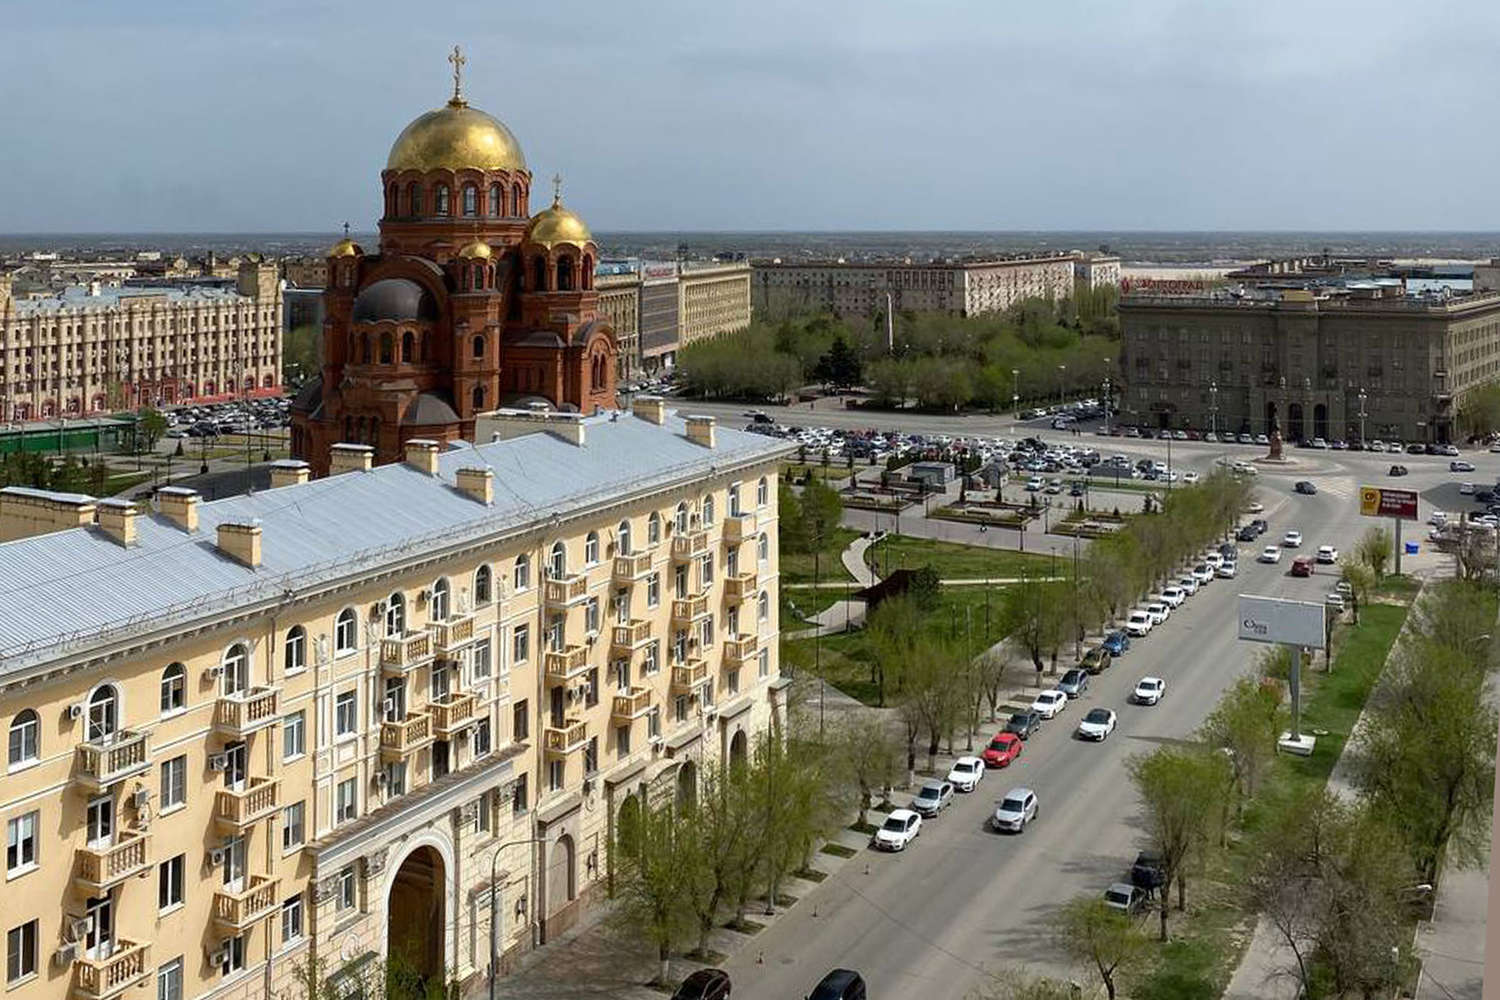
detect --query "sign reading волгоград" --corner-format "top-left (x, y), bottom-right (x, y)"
top-left (1237, 594), bottom-right (1327, 649)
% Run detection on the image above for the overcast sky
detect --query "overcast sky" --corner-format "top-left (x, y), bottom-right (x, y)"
top-left (2, 0), bottom-right (1496, 233)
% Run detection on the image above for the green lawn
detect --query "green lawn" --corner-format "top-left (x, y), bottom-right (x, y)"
top-left (864, 534), bottom-right (1059, 580)
top-left (780, 528), bottom-right (863, 585)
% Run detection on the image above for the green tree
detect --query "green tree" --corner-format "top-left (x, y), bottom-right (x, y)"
top-left (1128, 746), bottom-right (1230, 940)
top-left (813, 335), bottom-right (862, 390)
top-left (798, 479), bottom-right (845, 556)
top-left (611, 794), bottom-right (699, 984)
top-left (283, 323), bottom-right (323, 383)
top-left (137, 407), bottom-right (168, 452)
top-left (1053, 896), bottom-right (1148, 1000)
top-left (1338, 557), bottom-right (1376, 623)
top-left (834, 711), bottom-right (901, 828)
top-left (1355, 525), bottom-right (1393, 578)
top-left (1457, 382), bottom-right (1500, 438)
top-left (1200, 676), bottom-right (1284, 824)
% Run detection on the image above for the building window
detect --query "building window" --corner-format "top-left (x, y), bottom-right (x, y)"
top-left (488, 183), bottom-right (502, 217)
top-left (585, 598), bottom-right (600, 635)
top-left (7, 920), bottom-right (36, 984)
top-left (474, 565), bottom-right (493, 604)
top-left (727, 669), bottom-right (741, 696)
top-left (6, 812), bottom-right (37, 875)
top-left (335, 608), bottom-right (357, 653)
top-left (513, 624), bottom-right (530, 663)
top-left (675, 502), bottom-right (689, 533)
top-left (283, 627), bottom-right (307, 675)
top-left (646, 573), bottom-right (660, 608)
top-left (219, 935), bottom-right (245, 977)
top-left (281, 895), bottom-right (303, 945)
top-left (701, 553), bottom-right (714, 587)
top-left (7, 710), bottom-right (38, 769)
top-left (158, 855), bottom-right (184, 910)
top-left (160, 755), bottom-right (186, 810)
top-left (648, 513), bottom-right (661, 546)
top-left (461, 184), bottom-right (477, 216)
top-left (160, 663), bottom-right (186, 714)
top-left (222, 643), bottom-right (250, 696)
top-left (283, 711), bottom-right (305, 760)
top-left (513, 700), bottom-right (529, 742)
top-left (585, 532), bottom-right (600, 565)
top-left (472, 334), bottom-right (485, 360)
top-left (702, 494), bottom-right (715, 527)
top-left (674, 695), bottom-right (688, 723)
top-left (87, 684), bottom-right (118, 741)
top-left (616, 725), bottom-right (631, 758)
top-left (643, 641), bottom-right (660, 675)
top-left (758, 534), bottom-right (769, 565)
top-left (584, 736), bottom-right (598, 775)
top-left (385, 592), bottom-right (406, 636)
top-left (617, 519), bottom-right (632, 555)
top-left (585, 669), bottom-right (599, 708)
top-left (383, 762), bottom-right (406, 796)
top-left (474, 718), bottom-right (492, 758)
top-left (336, 867), bottom-right (356, 910)
top-left (474, 793), bottom-right (491, 834)
top-left (473, 638), bottom-right (492, 679)
top-left (157, 958), bottom-right (183, 1000)
top-left (512, 773), bottom-right (528, 816)
top-left (758, 648), bottom-right (769, 678)
top-left (546, 615), bottom-right (563, 653)
top-left (282, 802), bottom-right (304, 851)
top-left (548, 760), bottom-right (564, 791)
top-left (548, 541), bottom-right (567, 579)
top-left (513, 554), bottom-right (531, 591)
top-left (757, 476), bottom-right (768, 507)
top-left (648, 707), bottom-right (662, 739)
top-left (758, 591), bottom-right (770, 624)
top-left (431, 577), bottom-right (451, 621)
top-left (335, 777), bottom-right (357, 824)
top-left (435, 184), bottom-right (451, 216)
top-left (335, 692), bottom-right (357, 738)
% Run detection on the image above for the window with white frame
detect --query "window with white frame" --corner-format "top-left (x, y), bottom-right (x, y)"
top-left (473, 793), bottom-right (491, 834)
top-left (701, 553), bottom-right (714, 586)
top-left (758, 648), bottom-right (770, 678)
top-left (335, 608), bottom-right (357, 654)
top-left (548, 542), bottom-right (567, 579)
top-left (617, 520), bottom-right (632, 555)
top-left (513, 624), bottom-right (530, 663)
top-left (385, 593), bottom-right (405, 637)
top-left (757, 477), bottom-right (768, 507)
top-left (585, 597), bottom-right (600, 634)
top-left (158, 854), bottom-right (184, 910)
top-left (335, 777), bottom-right (357, 824)
top-left (548, 759), bottom-right (564, 791)
top-left (281, 802), bottom-right (304, 851)
top-left (758, 534), bottom-right (769, 564)
top-left (472, 638), bottom-right (492, 680)
top-left (675, 502), bottom-right (689, 533)
top-left (160, 755), bottom-right (186, 810)
top-left (283, 627), bottom-right (307, 674)
top-left (335, 692), bottom-right (357, 738)
top-left (383, 761), bottom-right (406, 796)
top-left (643, 641), bottom-right (660, 675)
top-left (702, 494), bottom-right (715, 527)
top-left (218, 935), bottom-right (245, 977)
top-left (7, 711), bottom-right (38, 770)
top-left (157, 958), bottom-right (183, 1000)
top-left (758, 591), bottom-right (770, 624)
top-left (728, 483), bottom-right (741, 516)
top-left (648, 513), bottom-right (661, 546)
top-left (616, 590), bottom-right (631, 624)
top-left (336, 867), bottom-right (356, 910)
top-left (514, 555), bottom-right (531, 591)
top-left (283, 711), bottom-right (305, 760)
top-left (281, 894), bottom-right (303, 945)
top-left (6, 812), bottom-right (37, 875)
top-left (160, 663), bottom-right (186, 714)
top-left (474, 565), bottom-right (493, 605)
top-left (474, 718), bottom-right (492, 758)
top-left (431, 578), bottom-right (451, 621)
top-left (585, 532), bottom-right (600, 565)
top-left (546, 615), bottom-right (563, 652)
top-left (699, 616), bottom-right (714, 648)
top-left (7, 919), bottom-right (36, 984)
top-left (646, 573), bottom-right (660, 608)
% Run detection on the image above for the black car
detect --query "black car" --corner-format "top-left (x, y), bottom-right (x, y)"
top-left (1218, 542), bottom-right (1237, 559)
top-left (807, 969), bottom-right (867, 1000)
top-left (1250, 518), bottom-right (1269, 535)
top-left (1478, 491), bottom-right (1497, 505)
top-left (1294, 480), bottom-right (1317, 495)
top-left (1389, 464), bottom-right (1409, 477)
top-left (1005, 711), bottom-right (1041, 740)
top-left (1130, 850), bottom-right (1167, 893)
top-left (672, 969), bottom-right (732, 1000)
top-left (1237, 525), bottom-right (1259, 542)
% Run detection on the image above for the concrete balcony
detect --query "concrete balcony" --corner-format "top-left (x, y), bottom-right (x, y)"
top-left (671, 659), bottom-right (709, 693)
top-left (543, 574), bottom-right (589, 608)
top-left (74, 829), bottom-right (151, 894)
top-left (213, 776), bottom-right (281, 832)
top-left (724, 634), bottom-right (760, 667)
top-left (723, 512), bottom-right (758, 544)
top-left (544, 718), bottom-right (587, 755)
top-left (672, 529), bottom-right (710, 560)
top-left (430, 613), bottom-right (475, 654)
top-left (723, 573), bottom-right (758, 602)
top-left (74, 730), bottom-right (151, 792)
top-left (73, 939), bottom-right (150, 1000)
top-left (381, 631), bottom-right (433, 673)
top-left (544, 644), bottom-right (590, 683)
top-left (612, 551), bottom-right (653, 581)
top-left (213, 686), bottom-right (280, 737)
top-left (671, 594), bottom-right (711, 625)
top-left (380, 712), bottom-right (434, 761)
top-left (429, 691), bottom-right (478, 737)
top-left (611, 619), bottom-right (653, 650)
top-left (611, 687), bottom-right (653, 722)
top-left (212, 874), bottom-right (280, 933)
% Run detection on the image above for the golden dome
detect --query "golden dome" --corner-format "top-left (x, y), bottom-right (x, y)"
top-left (525, 197), bottom-right (593, 251)
top-left (386, 99), bottom-right (527, 174)
top-left (328, 238), bottom-right (362, 258)
top-left (456, 240), bottom-right (493, 260)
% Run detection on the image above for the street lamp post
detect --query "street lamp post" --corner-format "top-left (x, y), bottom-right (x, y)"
top-left (1057, 364), bottom-right (1066, 408)
top-left (1011, 368), bottom-right (1020, 419)
top-left (1102, 375), bottom-right (1112, 436)
top-left (488, 837), bottom-right (546, 1000)
top-left (1358, 388), bottom-right (1368, 446)
top-left (1209, 380), bottom-right (1218, 440)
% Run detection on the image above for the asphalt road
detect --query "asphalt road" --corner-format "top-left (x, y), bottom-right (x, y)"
top-left (724, 435), bottom-right (1488, 1000)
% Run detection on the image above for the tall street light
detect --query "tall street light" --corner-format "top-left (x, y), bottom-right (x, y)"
top-left (1012, 368), bottom-right (1020, 419)
top-left (1358, 388), bottom-right (1368, 446)
top-left (1057, 364), bottom-right (1066, 408)
top-left (1102, 375), bottom-right (1112, 436)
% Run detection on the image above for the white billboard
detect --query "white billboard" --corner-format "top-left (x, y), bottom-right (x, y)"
top-left (1237, 595), bottom-right (1326, 649)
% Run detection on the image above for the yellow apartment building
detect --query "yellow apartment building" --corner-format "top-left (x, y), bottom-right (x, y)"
top-left (0, 397), bottom-right (790, 1000)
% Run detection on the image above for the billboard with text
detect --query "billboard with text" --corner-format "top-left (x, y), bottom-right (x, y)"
top-left (1359, 485), bottom-right (1418, 521)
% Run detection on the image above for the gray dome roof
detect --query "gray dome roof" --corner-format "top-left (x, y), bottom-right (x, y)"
top-left (353, 278), bottom-right (437, 323)
top-left (403, 391), bottom-right (460, 426)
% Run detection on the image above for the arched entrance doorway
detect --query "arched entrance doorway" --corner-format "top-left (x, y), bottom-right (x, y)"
top-left (729, 731), bottom-right (748, 771)
top-left (616, 795), bottom-right (642, 857)
top-left (675, 760), bottom-right (698, 810)
top-left (1313, 403), bottom-right (1328, 441)
top-left (546, 835), bottom-right (576, 933)
top-left (388, 846), bottom-right (445, 984)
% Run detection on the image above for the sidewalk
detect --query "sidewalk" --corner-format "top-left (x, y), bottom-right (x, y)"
top-left (786, 535), bottom-right (875, 638)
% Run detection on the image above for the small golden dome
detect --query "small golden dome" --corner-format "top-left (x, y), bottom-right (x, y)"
top-left (525, 197), bottom-right (593, 251)
top-left (457, 240), bottom-right (493, 260)
top-left (386, 99), bottom-right (527, 174)
top-left (328, 238), bottom-right (362, 258)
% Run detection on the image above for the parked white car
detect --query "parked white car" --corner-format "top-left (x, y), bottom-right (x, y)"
top-left (1133, 677), bottom-right (1167, 706)
top-left (1192, 564), bottom-right (1215, 584)
top-left (1031, 690), bottom-right (1069, 719)
top-left (1217, 559), bottom-right (1238, 578)
top-left (1160, 586), bottom-right (1186, 608)
top-left (1176, 575), bottom-right (1200, 595)
top-left (1125, 610), bottom-right (1153, 637)
top-left (872, 808), bottom-right (923, 851)
top-left (946, 756), bottom-right (985, 793)
top-left (1144, 602), bottom-right (1169, 626)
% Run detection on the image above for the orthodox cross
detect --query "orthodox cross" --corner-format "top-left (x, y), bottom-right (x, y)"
top-left (552, 173), bottom-right (563, 204)
top-left (448, 45), bottom-right (466, 102)
top-left (342, 221), bottom-right (350, 238)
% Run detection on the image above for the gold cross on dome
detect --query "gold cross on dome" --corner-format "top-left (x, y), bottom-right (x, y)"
top-left (552, 173), bottom-right (563, 204)
top-left (342, 221), bottom-right (350, 238)
top-left (448, 45), bottom-right (466, 102)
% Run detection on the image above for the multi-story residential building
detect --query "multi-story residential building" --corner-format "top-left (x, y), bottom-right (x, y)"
top-left (0, 261), bottom-right (283, 420)
top-left (0, 397), bottom-right (789, 1000)
top-left (281, 258), bottom-right (329, 291)
top-left (1073, 253), bottom-right (1121, 291)
top-left (596, 272), bottom-right (642, 383)
top-left (677, 264), bottom-right (752, 350)
top-left (594, 262), bottom-right (753, 378)
top-left (750, 254), bottom-right (1076, 319)
top-left (1117, 284), bottom-right (1500, 444)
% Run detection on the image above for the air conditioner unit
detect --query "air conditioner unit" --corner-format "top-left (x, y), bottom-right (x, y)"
top-left (417, 588), bottom-right (432, 604)
top-left (67, 703), bottom-right (84, 721)
top-left (66, 917), bottom-right (91, 943)
top-left (381, 698), bottom-right (395, 717)
top-left (208, 753), bottom-right (229, 772)
top-left (53, 942), bottom-right (79, 966)
top-left (131, 786), bottom-right (151, 811)
top-left (204, 665), bottom-right (223, 681)
top-left (585, 629), bottom-right (599, 643)
top-left (207, 946), bottom-right (229, 968)
top-left (208, 847), bottom-right (226, 866)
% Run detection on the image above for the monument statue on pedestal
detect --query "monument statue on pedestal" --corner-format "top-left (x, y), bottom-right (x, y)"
top-left (1268, 428), bottom-right (1283, 461)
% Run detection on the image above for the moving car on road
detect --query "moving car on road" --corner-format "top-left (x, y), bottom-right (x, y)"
top-left (910, 780), bottom-right (954, 817)
top-left (1077, 708), bottom-right (1117, 741)
top-left (1294, 480), bottom-right (1318, 495)
top-left (1291, 556), bottom-right (1315, 577)
top-left (1133, 677), bottom-right (1167, 705)
top-left (1005, 711), bottom-right (1041, 740)
top-left (982, 732), bottom-right (1023, 768)
top-left (1389, 464), bottom-right (1408, 477)
top-left (1452, 460), bottom-right (1476, 472)
top-left (1260, 546), bottom-right (1282, 564)
top-left (991, 788), bottom-right (1039, 834)
top-left (872, 809), bottom-right (922, 851)
top-left (946, 756), bottom-right (985, 792)
top-left (1283, 530), bottom-right (1303, 547)
top-left (1032, 690), bottom-right (1069, 719)
top-left (1104, 882), bottom-right (1150, 916)
top-left (1317, 545), bottom-right (1338, 563)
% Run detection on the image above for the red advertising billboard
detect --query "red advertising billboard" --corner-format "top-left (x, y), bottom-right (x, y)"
top-left (1359, 485), bottom-right (1418, 521)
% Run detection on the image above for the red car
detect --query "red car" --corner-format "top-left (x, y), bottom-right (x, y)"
top-left (982, 732), bottom-right (1023, 768)
top-left (1290, 556), bottom-right (1315, 577)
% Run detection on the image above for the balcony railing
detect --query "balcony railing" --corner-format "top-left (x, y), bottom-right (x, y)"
top-left (214, 686), bottom-right (280, 736)
top-left (671, 594), bottom-right (710, 624)
top-left (213, 776), bottom-right (281, 831)
top-left (723, 513), bottom-right (758, 544)
top-left (212, 874), bottom-right (280, 932)
top-left (724, 634), bottom-right (760, 666)
top-left (380, 712), bottom-right (433, 759)
top-left (544, 645), bottom-right (590, 682)
top-left (74, 730), bottom-right (151, 791)
top-left (611, 619), bottom-right (653, 649)
top-left (671, 659), bottom-right (709, 693)
top-left (74, 939), bottom-right (150, 1000)
top-left (544, 719), bottom-right (587, 755)
top-left (672, 529), bottom-right (710, 560)
top-left (612, 551), bottom-right (653, 581)
top-left (430, 614), bottom-right (475, 653)
top-left (543, 574), bottom-right (589, 607)
top-left (381, 631), bottom-right (433, 672)
top-left (75, 829), bottom-right (151, 893)
top-left (724, 573), bottom-right (758, 601)
top-left (611, 688), bottom-right (652, 721)
top-left (429, 691), bottom-right (478, 737)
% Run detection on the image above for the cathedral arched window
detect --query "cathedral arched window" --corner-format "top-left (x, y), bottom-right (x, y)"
top-left (472, 384), bottom-right (485, 411)
top-left (472, 335), bottom-right (485, 360)
top-left (582, 254), bottom-right (594, 289)
top-left (488, 183), bottom-right (503, 217)
top-left (401, 331), bottom-right (414, 363)
top-left (472, 264), bottom-right (484, 289)
top-left (461, 184), bottom-right (477, 217)
top-left (408, 182), bottom-right (421, 216)
top-left (532, 256), bottom-right (547, 292)
top-left (360, 334), bottom-right (371, 364)
top-left (513, 188), bottom-right (523, 216)
top-left (386, 183), bottom-right (397, 217)
top-left (557, 256), bottom-right (574, 292)
top-left (379, 332), bottom-right (393, 364)
top-left (435, 184), bottom-right (450, 216)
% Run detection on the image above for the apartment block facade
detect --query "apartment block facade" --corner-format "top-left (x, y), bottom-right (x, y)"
top-left (0, 400), bottom-right (790, 1000)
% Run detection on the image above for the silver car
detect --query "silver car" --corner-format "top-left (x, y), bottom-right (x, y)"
top-left (991, 787), bottom-right (1039, 833)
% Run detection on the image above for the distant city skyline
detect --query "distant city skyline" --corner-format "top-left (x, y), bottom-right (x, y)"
top-left (2, 0), bottom-right (1497, 233)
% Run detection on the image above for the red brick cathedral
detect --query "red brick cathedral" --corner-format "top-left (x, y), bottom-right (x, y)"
top-left (291, 47), bottom-right (617, 475)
